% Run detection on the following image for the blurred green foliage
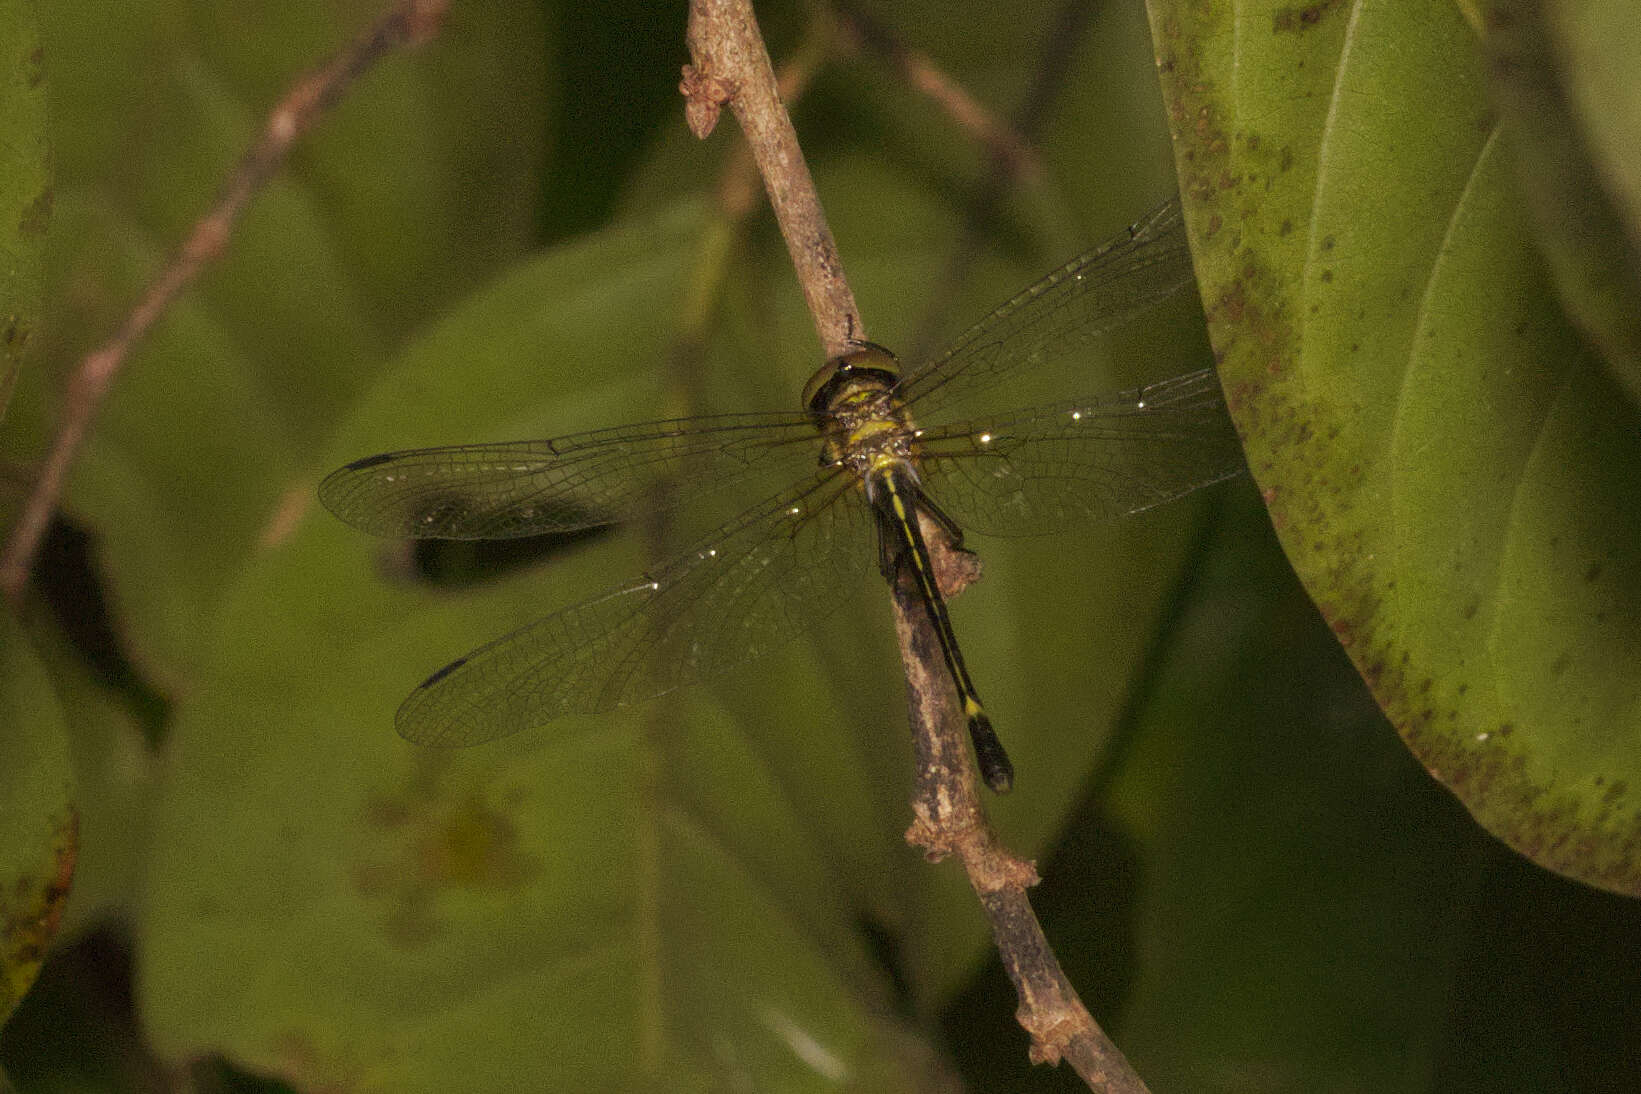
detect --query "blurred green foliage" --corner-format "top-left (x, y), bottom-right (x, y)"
top-left (0, 0), bottom-right (1637, 1092)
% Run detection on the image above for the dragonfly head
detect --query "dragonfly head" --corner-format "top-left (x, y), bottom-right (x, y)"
top-left (803, 342), bottom-right (901, 416)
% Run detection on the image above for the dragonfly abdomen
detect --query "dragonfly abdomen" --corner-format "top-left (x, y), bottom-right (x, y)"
top-left (866, 456), bottom-right (1014, 792)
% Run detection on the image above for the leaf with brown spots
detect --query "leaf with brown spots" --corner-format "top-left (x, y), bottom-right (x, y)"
top-left (0, 608), bottom-right (77, 1025)
top-left (1150, 0), bottom-right (1641, 894)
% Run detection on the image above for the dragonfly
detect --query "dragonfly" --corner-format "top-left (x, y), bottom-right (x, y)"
top-left (319, 196), bottom-right (1244, 793)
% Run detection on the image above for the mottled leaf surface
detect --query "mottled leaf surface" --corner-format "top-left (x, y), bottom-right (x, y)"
top-left (0, 608), bottom-right (76, 1028)
top-left (1149, 0), bottom-right (1641, 894)
top-left (0, 0), bottom-right (46, 417)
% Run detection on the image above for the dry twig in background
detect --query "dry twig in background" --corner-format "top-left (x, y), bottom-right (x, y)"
top-left (831, 0), bottom-right (1042, 186)
top-left (0, 0), bottom-right (452, 603)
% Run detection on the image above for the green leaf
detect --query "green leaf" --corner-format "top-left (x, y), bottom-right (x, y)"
top-left (5, 0), bottom-right (549, 679)
top-left (35, 620), bottom-right (164, 939)
top-left (1096, 490), bottom-right (1641, 1091)
top-left (0, 606), bottom-right (76, 1028)
top-left (1484, 0), bottom-right (1641, 404)
top-left (1547, 0), bottom-right (1641, 240)
top-left (1546, 0), bottom-right (1641, 231)
top-left (0, 0), bottom-right (47, 417)
top-left (0, 0), bottom-right (60, 1025)
top-left (1149, 0), bottom-right (1641, 894)
top-left (1104, 495), bottom-right (1476, 1088)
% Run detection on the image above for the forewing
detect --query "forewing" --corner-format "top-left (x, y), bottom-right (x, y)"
top-left (914, 368), bottom-right (1244, 538)
top-left (318, 411), bottom-right (818, 540)
top-left (395, 464), bottom-right (877, 746)
top-left (894, 197), bottom-right (1193, 423)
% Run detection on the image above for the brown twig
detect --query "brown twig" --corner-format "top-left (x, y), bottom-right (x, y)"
top-left (904, 0), bottom-right (1096, 362)
top-left (831, 0), bottom-right (1042, 188)
top-left (0, 0), bottom-right (452, 604)
top-left (682, 0), bottom-right (862, 358)
top-left (897, 532), bottom-right (1148, 1092)
top-left (681, 3), bottom-right (1148, 1089)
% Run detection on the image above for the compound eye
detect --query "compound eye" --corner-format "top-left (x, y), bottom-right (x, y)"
top-left (838, 342), bottom-right (899, 376)
top-left (803, 343), bottom-right (901, 413)
top-left (801, 360), bottom-right (843, 413)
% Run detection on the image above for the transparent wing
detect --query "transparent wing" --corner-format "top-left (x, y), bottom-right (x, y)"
top-left (395, 464), bottom-right (878, 745)
top-left (913, 368), bottom-right (1244, 538)
top-left (318, 411), bottom-right (820, 540)
top-left (894, 196), bottom-right (1193, 424)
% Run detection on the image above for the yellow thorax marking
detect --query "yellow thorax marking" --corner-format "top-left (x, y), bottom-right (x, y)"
top-left (848, 417), bottom-right (903, 448)
top-left (867, 451), bottom-right (904, 476)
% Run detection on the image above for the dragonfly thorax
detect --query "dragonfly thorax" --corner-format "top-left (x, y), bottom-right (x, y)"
top-left (805, 345), bottom-right (924, 477)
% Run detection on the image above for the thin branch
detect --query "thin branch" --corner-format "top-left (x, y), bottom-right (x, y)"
top-left (897, 529), bottom-right (1149, 1093)
top-left (905, 0), bottom-right (1097, 362)
top-left (682, 3), bottom-right (1148, 1089)
top-left (831, 0), bottom-right (1042, 188)
top-left (0, 0), bottom-right (452, 604)
top-left (682, 0), bottom-right (862, 358)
